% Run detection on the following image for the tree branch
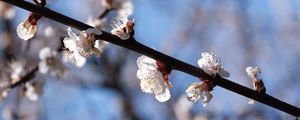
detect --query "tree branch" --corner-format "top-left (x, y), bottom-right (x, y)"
top-left (2, 0), bottom-right (299, 117)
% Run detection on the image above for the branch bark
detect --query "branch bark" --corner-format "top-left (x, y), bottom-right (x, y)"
top-left (2, 0), bottom-right (300, 117)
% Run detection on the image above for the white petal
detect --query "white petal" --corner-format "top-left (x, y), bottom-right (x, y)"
top-left (185, 83), bottom-right (202, 103)
top-left (67, 27), bottom-right (79, 41)
top-left (16, 20), bottom-right (36, 41)
top-left (73, 51), bottom-right (86, 67)
top-left (136, 55), bottom-right (157, 70)
top-left (39, 47), bottom-right (52, 60)
top-left (246, 66), bottom-right (261, 79)
top-left (248, 99), bottom-right (255, 104)
top-left (138, 69), bottom-right (163, 94)
top-left (201, 92), bottom-right (212, 107)
top-left (95, 40), bottom-right (109, 51)
top-left (111, 29), bottom-right (130, 40)
top-left (155, 88), bottom-right (171, 102)
top-left (25, 83), bottom-right (38, 101)
top-left (63, 38), bottom-right (77, 51)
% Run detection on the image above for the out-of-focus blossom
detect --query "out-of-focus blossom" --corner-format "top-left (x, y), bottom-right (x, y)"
top-left (39, 47), bottom-right (67, 78)
top-left (136, 55), bottom-right (172, 102)
top-left (111, 14), bottom-right (134, 40)
top-left (44, 26), bottom-right (55, 37)
top-left (117, 0), bottom-right (133, 16)
top-left (63, 27), bottom-right (102, 67)
top-left (198, 51), bottom-right (230, 78)
top-left (16, 19), bottom-right (37, 41)
top-left (246, 66), bottom-right (266, 104)
top-left (24, 83), bottom-right (39, 101)
top-left (0, 1), bottom-right (15, 20)
top-left (0, 89), bottom-right (10, 101)
top-left (185, 82), bottom-right (212, 107)
top-left (9, 60), bottom-right (24, 84)
top-left (101, 0), bottom-right (133, 15)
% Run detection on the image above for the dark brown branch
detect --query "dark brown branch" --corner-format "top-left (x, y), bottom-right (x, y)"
top-left (1, 0), bottom-right (300, 117)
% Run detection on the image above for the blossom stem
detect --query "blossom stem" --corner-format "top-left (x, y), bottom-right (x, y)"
top-left (2, 0), bottom-right (300, 117)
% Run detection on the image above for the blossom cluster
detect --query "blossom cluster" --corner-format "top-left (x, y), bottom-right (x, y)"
top-left (185, 51), bottom-right (229, 107)
top-left (136, 51), bottom-right (230, 107)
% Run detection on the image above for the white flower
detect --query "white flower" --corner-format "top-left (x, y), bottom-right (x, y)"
top-left (246, 66), bottom-right (261, 79)
top-left (245, 66), bottom-right (265, 104)
top-left (111, 14), bottom-right (134, 40)
top-left (185, 82), bottom-right (213, 107)
top-left (16, 19), bottom-right (37, 41)
top-left (198, 51), bottom-right (230, 78)
top-left (39, 47), bottom-right (67, 78)
top-left (63, 27), bottom-right (102, 67)
top-left (9, 60), bottom-right (24, 84)
top-left (25, 83), bottom-right (38, 101)
top-left (136, 55), bottom-right (171, 102)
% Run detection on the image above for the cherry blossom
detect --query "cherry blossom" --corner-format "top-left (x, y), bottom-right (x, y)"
top-left (246, 66), bottom-right (266, 104)
top-left (24, 82), bottom-right (40, 101)
top-left (136, 55), bottom-right (172, 102)
top-left (111, 14), bottom-right (134, 40)
top-left (185, 82), bottom-right (213, 107)
top-left (39, 47), bottom-right (67, 78)
top-left (63, 27), bottom-right (103, 67)
top-left (16, 19), bottom-right (37, 41)
top-left (8, 60), bottom-right (24, 84)
top-left (198, 51), bottom-right (230, 78)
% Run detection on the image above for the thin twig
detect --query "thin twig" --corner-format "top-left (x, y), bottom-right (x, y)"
top-left (98, 8), bottom-right (112, 19)
top-left (9, 66), bottom-right (38, 89)
top-left (1, 0), bottom-right (300, 117)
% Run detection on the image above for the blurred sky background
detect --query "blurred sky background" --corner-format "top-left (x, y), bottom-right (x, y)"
top-left (1, 0), bottom-right (300, 120)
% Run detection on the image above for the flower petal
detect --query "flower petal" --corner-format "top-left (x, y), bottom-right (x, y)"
top-left (63, 38), bottom-right (77, 51)
top-left (155, 88), bottom-right (171, 102)
top-left (136, 55), bottom-right (157, 71)
top-left (73, 51), bottom-right (86, 67)
top-left (201, 91), bottom-right (212, 107)
top-left (38, 61), bottom-right (49, 74)
top-left (16, 20), bottom-right (36, 41)
top-left (39, 47), bottom-right (52, 60)
top-left (67, 27), bottom-right (79, 41)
